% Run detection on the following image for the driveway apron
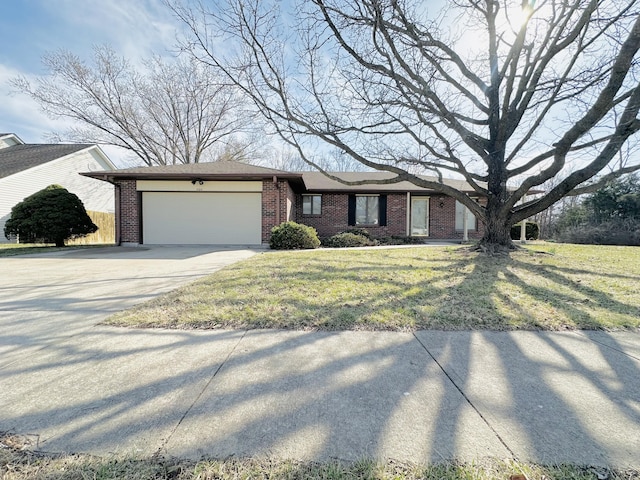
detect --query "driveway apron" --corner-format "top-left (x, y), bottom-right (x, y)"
top-left (0, 246), bottom-right (258, 369)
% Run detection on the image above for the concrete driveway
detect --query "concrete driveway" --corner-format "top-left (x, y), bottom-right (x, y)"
top-left (0, 245), bottom-right (259, 369)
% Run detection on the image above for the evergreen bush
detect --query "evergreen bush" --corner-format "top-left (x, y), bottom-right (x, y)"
top-left (269, 221), bottom-right (320, 249)
top-left (323, 232), bottom-right (376, 248)
top-left (4, 184), bottom-right (98, 247)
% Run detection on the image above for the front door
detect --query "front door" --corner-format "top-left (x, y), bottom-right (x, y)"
top-left (411, 197), bottom-right (429, 236)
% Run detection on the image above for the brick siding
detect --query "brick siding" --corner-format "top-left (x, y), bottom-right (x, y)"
top-left (117, 180), bottom-right (140, 243)
top-left (262, 178), bottom-right (295, 243)
top-left (296, 193), bottom-right (407, 239)
top-left (114, 177), bottom-right (485, 245)
top-left (296, 192), bottom-right (485, 240)
top-left (428, 195), bottom-right (485, 239)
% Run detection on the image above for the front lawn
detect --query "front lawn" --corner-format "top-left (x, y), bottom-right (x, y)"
top-left (0, 244), bottom-right (67, 257)
top-left (0, 244), bottom-right (109, 257)
top-left (106, 243), bottom-right (640, 331)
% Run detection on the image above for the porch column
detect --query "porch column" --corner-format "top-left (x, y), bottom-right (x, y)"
top-left (520, 194), bottom-right (527, 243)
top-left (462, 206), bottom-right (469, 242)
top-left (406, 192), bottom-right (411, 236)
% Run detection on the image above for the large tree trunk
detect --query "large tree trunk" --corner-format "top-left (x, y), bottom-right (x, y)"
top-left (54, 238), bottom-right (66, 247)
top-left (479, 158), bottom-right (516, 254)
top-left (479, 199), bottom-right (516, 254)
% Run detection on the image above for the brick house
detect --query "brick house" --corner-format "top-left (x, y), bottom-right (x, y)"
top-left (83, 161), bottom-right (485, 246)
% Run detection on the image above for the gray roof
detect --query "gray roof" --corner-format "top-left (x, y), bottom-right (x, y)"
top-left (0, 144), bottom-right (93, 179)
top-left (83, 161), bottom-right (487, 194)
top-left (299, 171), bottom-right (482, 193)
top-left (83, 161), bottom-right (304, 184)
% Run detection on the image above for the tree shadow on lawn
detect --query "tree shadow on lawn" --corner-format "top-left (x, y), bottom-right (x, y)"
top-left (154, 249), bottom-right (640, 331)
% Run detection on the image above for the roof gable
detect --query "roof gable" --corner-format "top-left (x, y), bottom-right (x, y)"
top-left (0, 144), bottom-right (93, 179)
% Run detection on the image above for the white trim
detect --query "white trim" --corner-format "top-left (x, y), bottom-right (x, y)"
top-left (406, 192), bottom-right (411, 236)
top-left (410, 196), bottom-right (430, 237)
top-left (136, 180), bottom-right (262, 192)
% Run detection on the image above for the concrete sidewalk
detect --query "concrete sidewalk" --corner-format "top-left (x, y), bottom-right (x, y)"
top-left (1, 328), bottom-right (638, 467)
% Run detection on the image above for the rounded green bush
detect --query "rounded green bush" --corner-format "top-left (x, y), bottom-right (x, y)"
top-left (323, 232), bottom-right (376, 248)
top-left (270, 221), bottom-right (320, 249)
top-left (4, 184), bottom-right (97, 247)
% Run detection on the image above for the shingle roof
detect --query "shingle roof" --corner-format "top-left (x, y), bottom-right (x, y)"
top-left (299, 171), bottom-right (483, 193)
top-left (0, 144), bottom-right (93, 179)
top-left (108, 161), bottom-right (295, 177)
top-left (83, 161), bottom-right (489, 193)
top-left (82, 161), bottom-right (305, 186)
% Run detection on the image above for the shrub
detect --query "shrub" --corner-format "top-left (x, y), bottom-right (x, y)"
top-left (270, 221), bottom-right (320, 249)
top-left (388, 235), bottom-right (428, 245)
top-left (510, 221), bottom-right (540, 240)
top-left (342, 228), bottom-right (373, 239)
top-left (4, 184), bottom-right (97, 247)
top-left (557, 221), bottom-right (640, 246)
top-left (323, 232), bottom-right (376, 248)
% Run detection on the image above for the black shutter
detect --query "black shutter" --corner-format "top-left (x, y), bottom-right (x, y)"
top-left (348, 195), bottom-right (356, 226)
top-left (379, 195), bottom-right (387, 226)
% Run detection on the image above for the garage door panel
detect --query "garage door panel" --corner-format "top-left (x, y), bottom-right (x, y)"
top-left (143, 192), bottom-right (261, 245)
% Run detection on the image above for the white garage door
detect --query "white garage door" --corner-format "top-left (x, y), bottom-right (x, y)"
top-left (142, 192), bottom-right (262, 245)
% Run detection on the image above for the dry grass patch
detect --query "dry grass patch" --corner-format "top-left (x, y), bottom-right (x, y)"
top-left (1, 445), bottom-right (637, 480)
top-left (106, 243), bottom-right (640, 331)
top-left (0, 243), bottom-right (110, 257)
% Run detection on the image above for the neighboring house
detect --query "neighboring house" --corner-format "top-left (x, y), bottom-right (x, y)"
top-left (0, 133), bottom-right (116, 242)
top-left (82, 161), bottom-right (485, 246)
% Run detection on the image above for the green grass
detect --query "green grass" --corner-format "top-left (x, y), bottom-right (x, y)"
top-left (106, 243), bottom-right (640, 331)
top-left (1, 446), bottom-right (637, 480)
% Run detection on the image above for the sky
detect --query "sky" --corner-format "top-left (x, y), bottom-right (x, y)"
top-left (0, 0), bottom-right (181, 165)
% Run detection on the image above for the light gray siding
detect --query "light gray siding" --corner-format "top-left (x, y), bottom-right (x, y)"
top-left (0, 147), bottom-right (114, 243)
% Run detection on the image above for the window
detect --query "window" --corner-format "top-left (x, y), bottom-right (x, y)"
top-left (348, 194), bottom-right (387, 226)
top-left (455, 200), bottom-right (477, 230)
top-left (356, 195), bottom-right (379, 225)
top-left (302, 195), bottom-right (322, 215)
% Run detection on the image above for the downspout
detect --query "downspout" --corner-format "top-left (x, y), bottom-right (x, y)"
top-left (114, 182), bottom-right (121, 245)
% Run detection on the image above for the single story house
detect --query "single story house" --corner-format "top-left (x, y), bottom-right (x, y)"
top-left (82, 161), bottom-right (485, 246)
top-left (0, 133), bottom-right (116, 242)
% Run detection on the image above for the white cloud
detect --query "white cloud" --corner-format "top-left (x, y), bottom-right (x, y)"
top-left (0, 0), bottom-right (183, 163)
top-left (42, 0), bottom-right (181, 62)
top-left (0, 64), bottom-right (66, 142)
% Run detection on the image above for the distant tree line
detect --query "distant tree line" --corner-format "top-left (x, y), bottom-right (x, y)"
top-left (545, 174), bottom-right (640, 245)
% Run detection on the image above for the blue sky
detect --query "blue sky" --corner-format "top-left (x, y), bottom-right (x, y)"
top-left (0, 0), bottom-right (179, 154)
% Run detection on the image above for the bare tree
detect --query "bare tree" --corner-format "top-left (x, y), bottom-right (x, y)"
top-left (13, 46), bottom-right (252, 166)
top-left (171, 0), bottom-right (640, 251)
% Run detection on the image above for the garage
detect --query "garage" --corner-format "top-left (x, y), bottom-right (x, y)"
top-left (142, 190), bottom-right (262, 245)
top-left (82, 161), bottom-right (304, 246)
